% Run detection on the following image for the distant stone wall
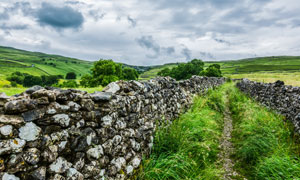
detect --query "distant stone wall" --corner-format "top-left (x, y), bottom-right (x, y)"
top-left (237, 79), bottom-right (300, 133)
top-left (0, 76), bottom-right (225, 180)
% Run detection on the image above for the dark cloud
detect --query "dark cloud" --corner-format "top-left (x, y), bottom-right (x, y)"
top-left (37, 3), bottom-right (84, 29)
top-left (0, 23), bottom-right (28, 30)
top-left (136, 35), bottom-right (160, 54)
top-left (199, 52), bottom-right (215, 59)
top-left (163, 47), bottom-right (175, 55)
top-left (89, 9), bottom-right (105, 21)
top-left (127, 16), bottom-right (137, 27)
top-left (214, 38), bottom-right (231, 45)
top-left (181, 47), bottom-right (191, 61)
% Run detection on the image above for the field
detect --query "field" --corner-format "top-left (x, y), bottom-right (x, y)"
top-left (0, 46), bottom-right (93, 81)
top-left (139, 56), bottom-right (300, 86)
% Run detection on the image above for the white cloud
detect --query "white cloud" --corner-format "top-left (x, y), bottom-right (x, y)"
top-left (0, 0), bottom-right (299, 65)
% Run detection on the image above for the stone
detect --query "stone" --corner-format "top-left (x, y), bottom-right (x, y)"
top-left (0, 115), bottom-right (24, 125)
top-left (49, 174), bottom-right (65, 180)
top-left (126, 165), bottom-right (134, 175)
top-left (30, 166), bottom-right (46, 180)
top-left (46, 108), bottom-right (56, 115)
top-left (52, 114), bottom-right (70, 127)
top-left (25, 85), bottom-right (44, 94)
top-left (0, 125), bottom-right (13, 136)
top-left (68, 102), bottom-right (81, 112)
top-left (87, 145), bottom-right (104, 159)
top-left (19, 122), bottom-right (41, 141)
top-left (131, 156), bottom-right (141, 168)
top-left (111, 157), bottom-right (126, 171)
top-left (103, 82), bottom-right (120, 94)
top-left (2, 173), bottom-right (20, 180)
top-left (23, 148), bottom-right (40, 165)
top-left (5, 99), bottom-right (37, 114)
top-left (49, 157), bottom-right (72, 174)
top-left (101, 115), bottom-right (113, 127)
top-left (90, 92), bottom-right (112, 101)
top-left (66, 168), bottom-right (84, 180)
top-left (22, 109), bottom-right (44, 122)
top-left (0, 138), bottom-right (26, 155)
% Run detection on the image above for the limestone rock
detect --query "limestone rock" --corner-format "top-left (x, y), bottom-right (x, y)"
top-left (0, 115), bottom-right (24, 125)
top-left (19, 122), bottom-right (41, 141)
top-left (0, 138), bottom-right (26, 155)
top-left (103, 82), bottom-right (120, 94)
top-left (0, 125), bottom-right (13, 136)
top-left (52, 114), bottom-right (70, 127)
top-left (49, 157), bottom-right (72, 174)
top-left (30, 166), bottom-right (46, 180)
top-left (5, 99), bottom-right (37, 114)
top-left (90, 92), bottom-right (112, 101)
top-left (87, 145), bottom-right (104, 159)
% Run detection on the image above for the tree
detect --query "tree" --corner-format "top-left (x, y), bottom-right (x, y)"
top-left (6, 72), bottom-right (25, 84)
top-left (23, 75), bottom-right (42, 87)
top-left (91, 60), bottom-right (123, 86)
top-left (80, 74), bottom-right (97, 87)
top-left (66, 72), bottom-right (76, 79)
top-left (41, 75), bottom-right (60, 86)
top-left (123, 67), bottom-right (139, 80)
top-left (158, 68), bottom-right (171, 77)
top-left (157, 59), bottom-right (204, 80)
top-left (200, 64), bottom-right (222, 77)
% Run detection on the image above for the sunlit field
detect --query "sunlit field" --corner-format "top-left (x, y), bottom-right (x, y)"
top-left (227, 72), bottom-right (300, 87)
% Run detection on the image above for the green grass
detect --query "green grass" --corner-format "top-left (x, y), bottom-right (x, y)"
top-left (137, 84), bottom-right (229, 180)
top-left (228, 84), bottom-right (300, 179)
top-left (0, 46), bottom-right (93, 80)
top-left (139, 56), bottom-right (300, 86)
top-left (0, 86), bottom-right (103, 96)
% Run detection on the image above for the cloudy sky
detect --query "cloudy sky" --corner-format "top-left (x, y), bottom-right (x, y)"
top-left (0, 0), bottom-right (300, 65)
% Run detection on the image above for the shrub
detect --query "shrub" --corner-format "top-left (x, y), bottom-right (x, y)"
top-left (66, 72), bottom-right (77, 79)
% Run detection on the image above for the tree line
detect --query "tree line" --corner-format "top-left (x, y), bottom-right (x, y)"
top-left (157, 59), bottom-right (222, 80)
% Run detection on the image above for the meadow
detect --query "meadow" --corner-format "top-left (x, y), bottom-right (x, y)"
top-left (136, 83), bottom-right (300, 179)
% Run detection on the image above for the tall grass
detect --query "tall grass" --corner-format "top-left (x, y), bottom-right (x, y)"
top-left (228, 85), bottom-right (300, 179)
top-left (137, 85), bottom-right (229, 180)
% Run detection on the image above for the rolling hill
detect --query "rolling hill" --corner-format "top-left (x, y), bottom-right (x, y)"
top-left (0, 46), bottom-right (93, 81)
top-left (140, 56), bottom-right (300, 80)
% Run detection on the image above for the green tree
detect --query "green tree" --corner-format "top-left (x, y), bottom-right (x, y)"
top-left (6, 72), bottom-right (25, 84)
top-left (157, 59), bottom-right (204, 80)
top-left (66, 72), bottom-right (77, 79)
top-left (80, 74), bottom-right (98, 87)
top-left (123, 67), bottom-right (139, 80)
top-left (200, 64), bottom-right (222, 77)
top-left (91, 59), bottom-right (123, 86)
top-left (23, 75), bottom-right (42, 87)
top-left (41, 75), bottom-right (60, 86)
top-left (158, 68), bottom-right (171, 77)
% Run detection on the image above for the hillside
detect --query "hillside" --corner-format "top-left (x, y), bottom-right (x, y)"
top-left (140, 56), bottom-right (300, 80)
top-left (0, 46), bottom-right (93, 81)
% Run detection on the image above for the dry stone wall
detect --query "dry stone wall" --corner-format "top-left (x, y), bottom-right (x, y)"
top-left (237, 79), bottom-right (300, 133)
top-left (0, 76), bottom-right (225, 180)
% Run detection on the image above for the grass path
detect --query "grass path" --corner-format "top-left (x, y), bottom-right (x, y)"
top-left (219, 93), bottom-right (238, 180)
top-left (134, 82), bottom-right (300, 179)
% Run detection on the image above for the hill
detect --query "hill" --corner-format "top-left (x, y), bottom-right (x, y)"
top-left (0, 46), bottom-right (93, 81)
top-left (140, 56), bottom-right (300, 80)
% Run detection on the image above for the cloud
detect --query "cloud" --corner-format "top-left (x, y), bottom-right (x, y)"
top-left (136, 35), bottom-right (160, 54)
top-left (89, 9), bottom-right (105, 21)
top-left (163, 47), bottom-right (175, 55)
top-left (37, 3), bottom-right (84, 29)
top-left (199, 52), bottom-right (215, 59)
top-left (127, 15), bottom-right (137, 27)
top-left (0, 23), bottom-right (28, 30)
top-left (181, 47), bottom-right (191, 61)
top-left (1, 0), bottom-right (300, 65)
